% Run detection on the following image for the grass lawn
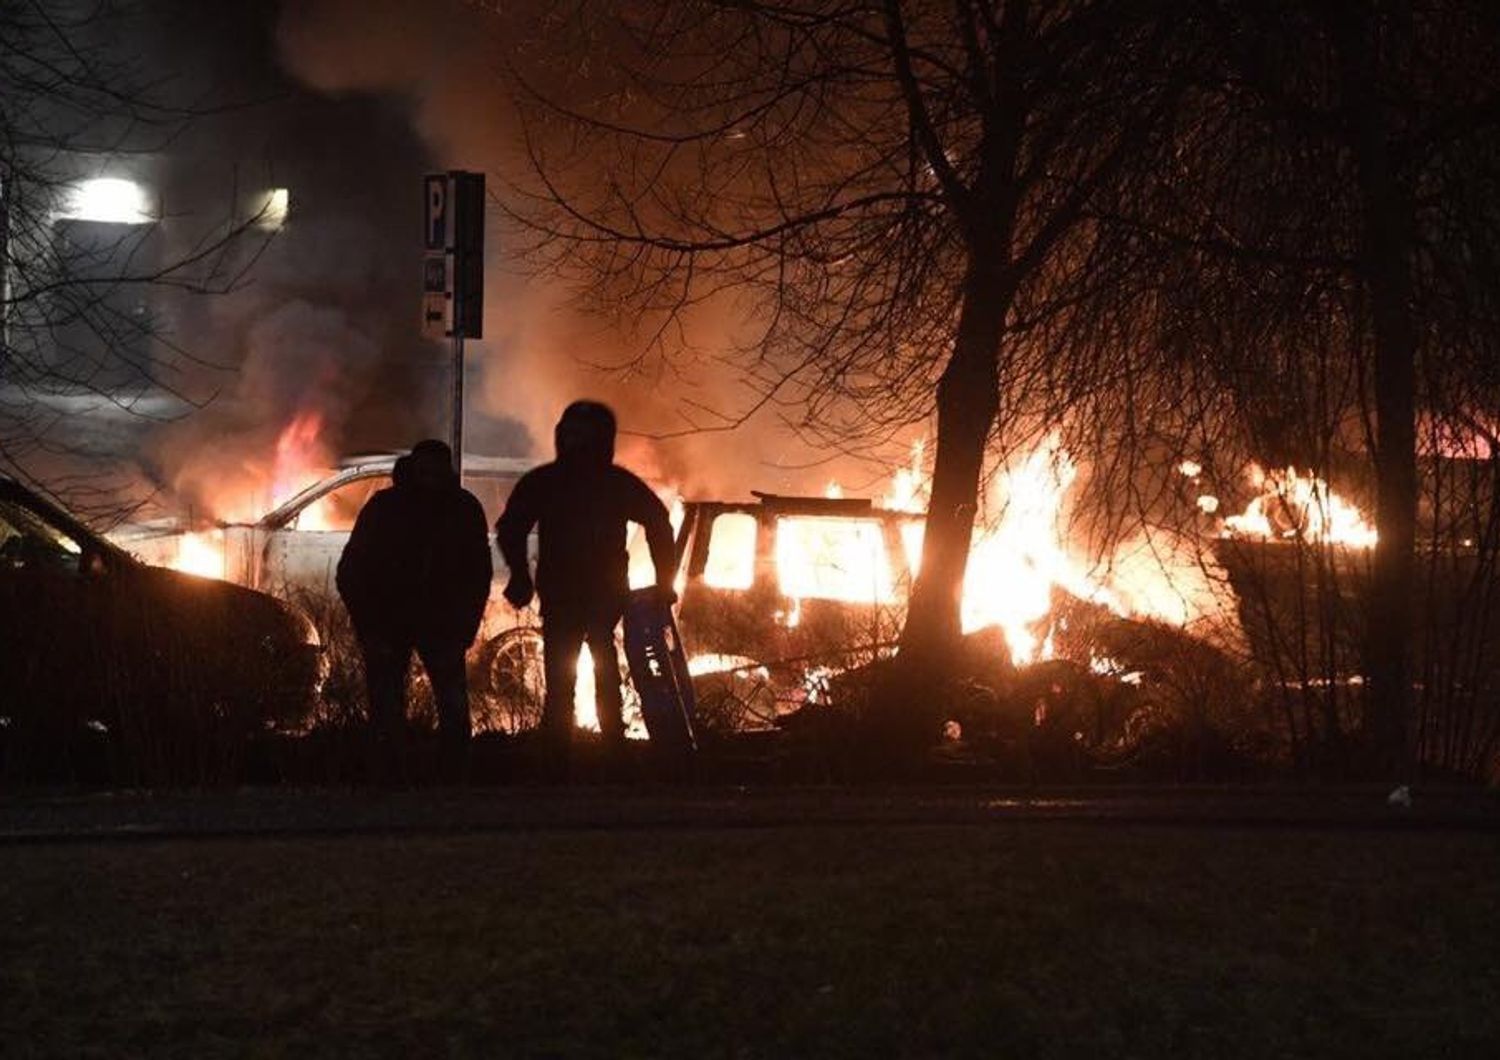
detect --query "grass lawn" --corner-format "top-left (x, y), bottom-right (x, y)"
top-left (2, 822), bottom-right (1497, 1058)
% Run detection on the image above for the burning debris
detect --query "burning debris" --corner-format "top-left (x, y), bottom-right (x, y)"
top-left (1220, 465), bottom-right (1378, 548)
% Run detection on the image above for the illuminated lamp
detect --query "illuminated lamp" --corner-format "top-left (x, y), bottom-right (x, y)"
top-left (59, 177), bottom-right (154, 224)
top-left (256, 187), bottom-right (289, 229)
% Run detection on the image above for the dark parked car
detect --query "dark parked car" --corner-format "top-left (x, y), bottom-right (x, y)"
top-left (0, 476), bottom-right (320, 782)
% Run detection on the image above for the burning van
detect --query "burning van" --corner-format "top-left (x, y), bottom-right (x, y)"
top-left (673, 493), bottom-right (924, 732)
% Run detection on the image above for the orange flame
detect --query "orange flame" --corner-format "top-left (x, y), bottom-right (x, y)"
top-left (271, 410), bottom-right (336, 530)
top-left (574, 644), bottom-right (599, 732)
top-left (1222, 465), bottom-right (1377, 548)
top-left (171, 530), bottom-right (227, 580)
top-left (160, 411), bottom-right (334, 576)
top-left (696, 433), bottom-right (1261, 666)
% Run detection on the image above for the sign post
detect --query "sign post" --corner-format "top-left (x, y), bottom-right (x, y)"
top-left (422, 171), bottom-right (485, 474)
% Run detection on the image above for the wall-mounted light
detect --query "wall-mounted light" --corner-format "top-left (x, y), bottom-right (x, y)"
top-left (58, 177), bottom-right (154, 225)
top-left (256, 188), bottom-right (289, 230)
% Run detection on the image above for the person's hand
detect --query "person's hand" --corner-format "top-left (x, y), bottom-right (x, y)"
top-left (503, 574), bottom-right (535, 609)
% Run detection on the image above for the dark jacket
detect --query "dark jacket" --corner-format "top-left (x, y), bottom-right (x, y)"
top-left (337, 477), bottom-right (492, 647)
top-left (495, 460), bottom-right (673, 615)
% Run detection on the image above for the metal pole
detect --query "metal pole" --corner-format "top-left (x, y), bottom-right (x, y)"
top-left (452, 329), bottom-right (464, 475)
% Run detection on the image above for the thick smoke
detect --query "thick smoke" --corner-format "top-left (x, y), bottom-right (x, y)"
top-left (107, 1), bottom-right (462, 520)
top-left (274, 0), bottom-right (829, 499)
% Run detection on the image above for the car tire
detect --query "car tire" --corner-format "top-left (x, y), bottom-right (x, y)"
top-left (477, 627), bottom-right (547, 734)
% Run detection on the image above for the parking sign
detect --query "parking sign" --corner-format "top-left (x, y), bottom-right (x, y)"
top-left (425, 174), bottom-right (448, 250)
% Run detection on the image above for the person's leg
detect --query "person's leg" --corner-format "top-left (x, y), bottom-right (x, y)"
top-left (360, 636), bottom-right (410, 784)
top-left (586, 620), bottom-right (626, 750)
top-left (540, 612), bottom-right (585, 776)
top-left (418, 642), bottom-right (471, 783)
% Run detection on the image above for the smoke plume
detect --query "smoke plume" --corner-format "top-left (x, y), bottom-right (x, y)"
top-left (274, 0), bottom-right (828, 499)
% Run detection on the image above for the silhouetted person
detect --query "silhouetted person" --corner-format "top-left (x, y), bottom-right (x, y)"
top-left (496, 401), bottom-right (675, 769)
top-left (337, 439), bottom-right (492, 782)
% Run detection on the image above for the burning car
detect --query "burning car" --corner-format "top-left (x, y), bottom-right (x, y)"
top-left (118, 453), bottom-right (533, 590)
top-left (113, 454), bottom-right (551, 727)
top-left (674, 492), bottom-right (923, 731)
top-left (0, 475), bottom-right (320, 782)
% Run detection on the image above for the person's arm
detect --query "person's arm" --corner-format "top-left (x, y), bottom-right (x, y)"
top-left (624, 473), bottom-right (676, 596)
top-left (495, 472), bottom-right (540, 607)
top-left (336, 493), bottom-right (387, 627)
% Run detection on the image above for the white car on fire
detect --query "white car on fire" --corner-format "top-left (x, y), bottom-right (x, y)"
top-left (114, 454), bottom-right (562, 730)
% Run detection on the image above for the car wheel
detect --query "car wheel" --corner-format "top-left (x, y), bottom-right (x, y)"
top-left (477, 627), bottom-right (547, 734)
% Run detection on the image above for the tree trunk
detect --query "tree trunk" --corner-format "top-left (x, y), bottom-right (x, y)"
top-left (1338, 5), bottom-right (1417, 777)
top-left (899, 244), bottom-right (1010, 665)
top-left (1360, 190), bottom-right (1418, 778)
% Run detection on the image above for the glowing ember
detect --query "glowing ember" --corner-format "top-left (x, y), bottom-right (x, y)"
top-left (802, 665), bottom-right (837, 704)
top-left (687, 653), bottom-right (768, 678)
top-left (1090, 653), bottom-right (1143, 685)
top-left (1222, 465), bottom-right (1377, 548)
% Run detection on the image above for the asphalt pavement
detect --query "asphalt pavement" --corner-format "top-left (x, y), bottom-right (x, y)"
top-left (1, 784), bottom-right (1496, 844)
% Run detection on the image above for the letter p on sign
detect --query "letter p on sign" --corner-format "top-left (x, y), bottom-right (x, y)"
top-left (425, 175), bottom-right (448, 250)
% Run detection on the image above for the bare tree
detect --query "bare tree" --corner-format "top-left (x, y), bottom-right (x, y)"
top-left (504, 1), bottom-right (1188, 715)
top-left (1130, 0), bottom-right (1500, 776)
top-left (1, 0), bottom-right (278, 519)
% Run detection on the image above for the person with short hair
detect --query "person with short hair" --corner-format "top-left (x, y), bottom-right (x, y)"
top-left (495, 401), bottom-right (675, 770)
top-left (337, 439), bottom-right (492, 782)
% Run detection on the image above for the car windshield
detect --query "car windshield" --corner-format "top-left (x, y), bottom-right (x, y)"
top-left (0, 498), bottom-right (85, 572)
top-left (291, 476), bottom-right (389, 532)
top-left (776, 516), bottom-right (896, 604)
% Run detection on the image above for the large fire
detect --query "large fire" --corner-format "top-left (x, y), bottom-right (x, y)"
top-left (1220, 464), bottom-right (1378, 548)
top-left (153, 403), bottom-right (1378, 729)
top-left (687, 433), bottom-right (1377, 670)
top-left (163, 409), bottom-right (334, 578)
top-left (695, 433), bottom-right (1214, 665)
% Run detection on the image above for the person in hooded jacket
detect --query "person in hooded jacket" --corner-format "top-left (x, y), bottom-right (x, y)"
top-left (337, 439), bottom-right (492, 780)
top-left (496, 401), bottom-right (675, 764)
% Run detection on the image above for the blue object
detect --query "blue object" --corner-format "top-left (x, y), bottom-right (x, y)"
top-left (623, 588), bottom-right (697, 754)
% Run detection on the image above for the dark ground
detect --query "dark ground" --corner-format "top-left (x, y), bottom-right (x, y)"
top-left (2, 787), bottom-right (1497, 1058)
